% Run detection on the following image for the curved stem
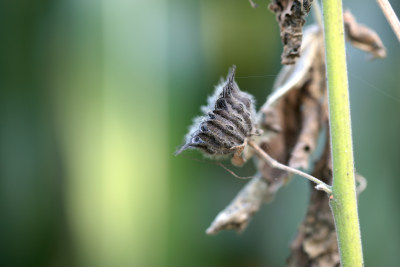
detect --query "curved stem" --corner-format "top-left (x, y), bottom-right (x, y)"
top-left (377, 0), bottom-right (400, 42)
top-left (248, 140), bottom-right (332, 194)
top-left (322, 0), bottom-right (364, 266)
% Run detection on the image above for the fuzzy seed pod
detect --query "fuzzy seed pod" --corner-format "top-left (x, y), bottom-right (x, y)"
top-left (175, 66), bottom-right (257, 160)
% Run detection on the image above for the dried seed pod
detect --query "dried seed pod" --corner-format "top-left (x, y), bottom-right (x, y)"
top-left (175, 66), bottom-right (257, 163)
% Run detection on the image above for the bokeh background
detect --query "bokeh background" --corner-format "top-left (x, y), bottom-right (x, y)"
top-left (0, 0), bottom-right (399, 266)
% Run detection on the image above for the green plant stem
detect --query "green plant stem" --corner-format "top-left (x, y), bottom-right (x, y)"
top-left (321, 0), bottom-right (364, 266)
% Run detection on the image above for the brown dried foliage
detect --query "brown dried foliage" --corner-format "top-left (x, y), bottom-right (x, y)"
top-left (204, 12), bottom-right (383, 263)
top-left (206, 174), bottom-right (269, 235)
top-left (344, 11), bottom-right (387, 59)
top-left (178, 6), bottom-right (386, 266)
top-left (260, 28), bottom-right (340, 266)
top-left (288, 139), bottom-right (340, 267)
top-left (258, 26), bottom-right (325, 186)
top-left (207, 26), bottom-right (327, 235)
top-left (269, 0), bottom-right (313, 65)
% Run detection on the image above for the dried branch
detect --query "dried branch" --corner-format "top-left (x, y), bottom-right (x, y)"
top-left (376, 0), bottom-right (400, 42)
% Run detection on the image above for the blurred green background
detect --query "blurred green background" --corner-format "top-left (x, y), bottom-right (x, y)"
top-left (0, 0), bottom-right (399, 266)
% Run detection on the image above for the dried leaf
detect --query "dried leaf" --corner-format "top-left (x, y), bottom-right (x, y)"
top-left (262, 25), bottom-right (321, 108)
top-left (257, 87), bottom-right (303, 182)
top-left (258, 25), bottom-right (325, 180)
top-left (269, 0), bottom-right (314, 64)
top-left (288, 94), bottom-right (320, 169)
top-left (208, 25), bottom-right (327, 235)
top-left (289, 40), bottom-right (325, 169)
top-left (287, 137), bottom-right (340, 267)
top-left (206, 174), bottom-right (283, 235)
top-left (344, 11), bottom-right (387, 59)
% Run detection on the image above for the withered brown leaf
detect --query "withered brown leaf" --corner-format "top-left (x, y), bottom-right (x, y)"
top-left (206, 174), bottom-right (270, 235)
top-left (344, 10), bottom-right (387, 59)
top-left (207, 26), bottom-right (327, 235)
top-left (269, 0), bottom-right (314, 65)
top-left (287, 136), bottom-right (340, 267)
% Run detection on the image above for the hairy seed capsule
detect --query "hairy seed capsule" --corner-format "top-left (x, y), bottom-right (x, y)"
top-left (175, 66), bottom-right (257, 158)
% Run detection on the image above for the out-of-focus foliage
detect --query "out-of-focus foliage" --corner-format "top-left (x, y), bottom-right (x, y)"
top-left (0, 0), bottom-right (399, 266)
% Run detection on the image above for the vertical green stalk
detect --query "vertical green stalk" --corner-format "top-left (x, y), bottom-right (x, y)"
top-left (321, 0), bottom-right (364, 266)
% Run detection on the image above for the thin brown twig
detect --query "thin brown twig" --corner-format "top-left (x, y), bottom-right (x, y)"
top-left (377, 0), bottom-right (400, 42)
top-left (215, 162), bottom-right (254, 180)
top-left (248, 140), bottom-right (332, 194)
top-left (183, 156), bottom-right (254, 180)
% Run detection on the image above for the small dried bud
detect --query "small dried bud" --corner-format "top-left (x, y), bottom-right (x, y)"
top-left (175, 66), bottom-right (257, 160)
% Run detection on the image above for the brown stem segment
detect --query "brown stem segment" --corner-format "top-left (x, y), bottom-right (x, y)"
top-left (248, 140), bottom-right (332, 194)
top-left (377, 0), bottom-right (400, 42)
